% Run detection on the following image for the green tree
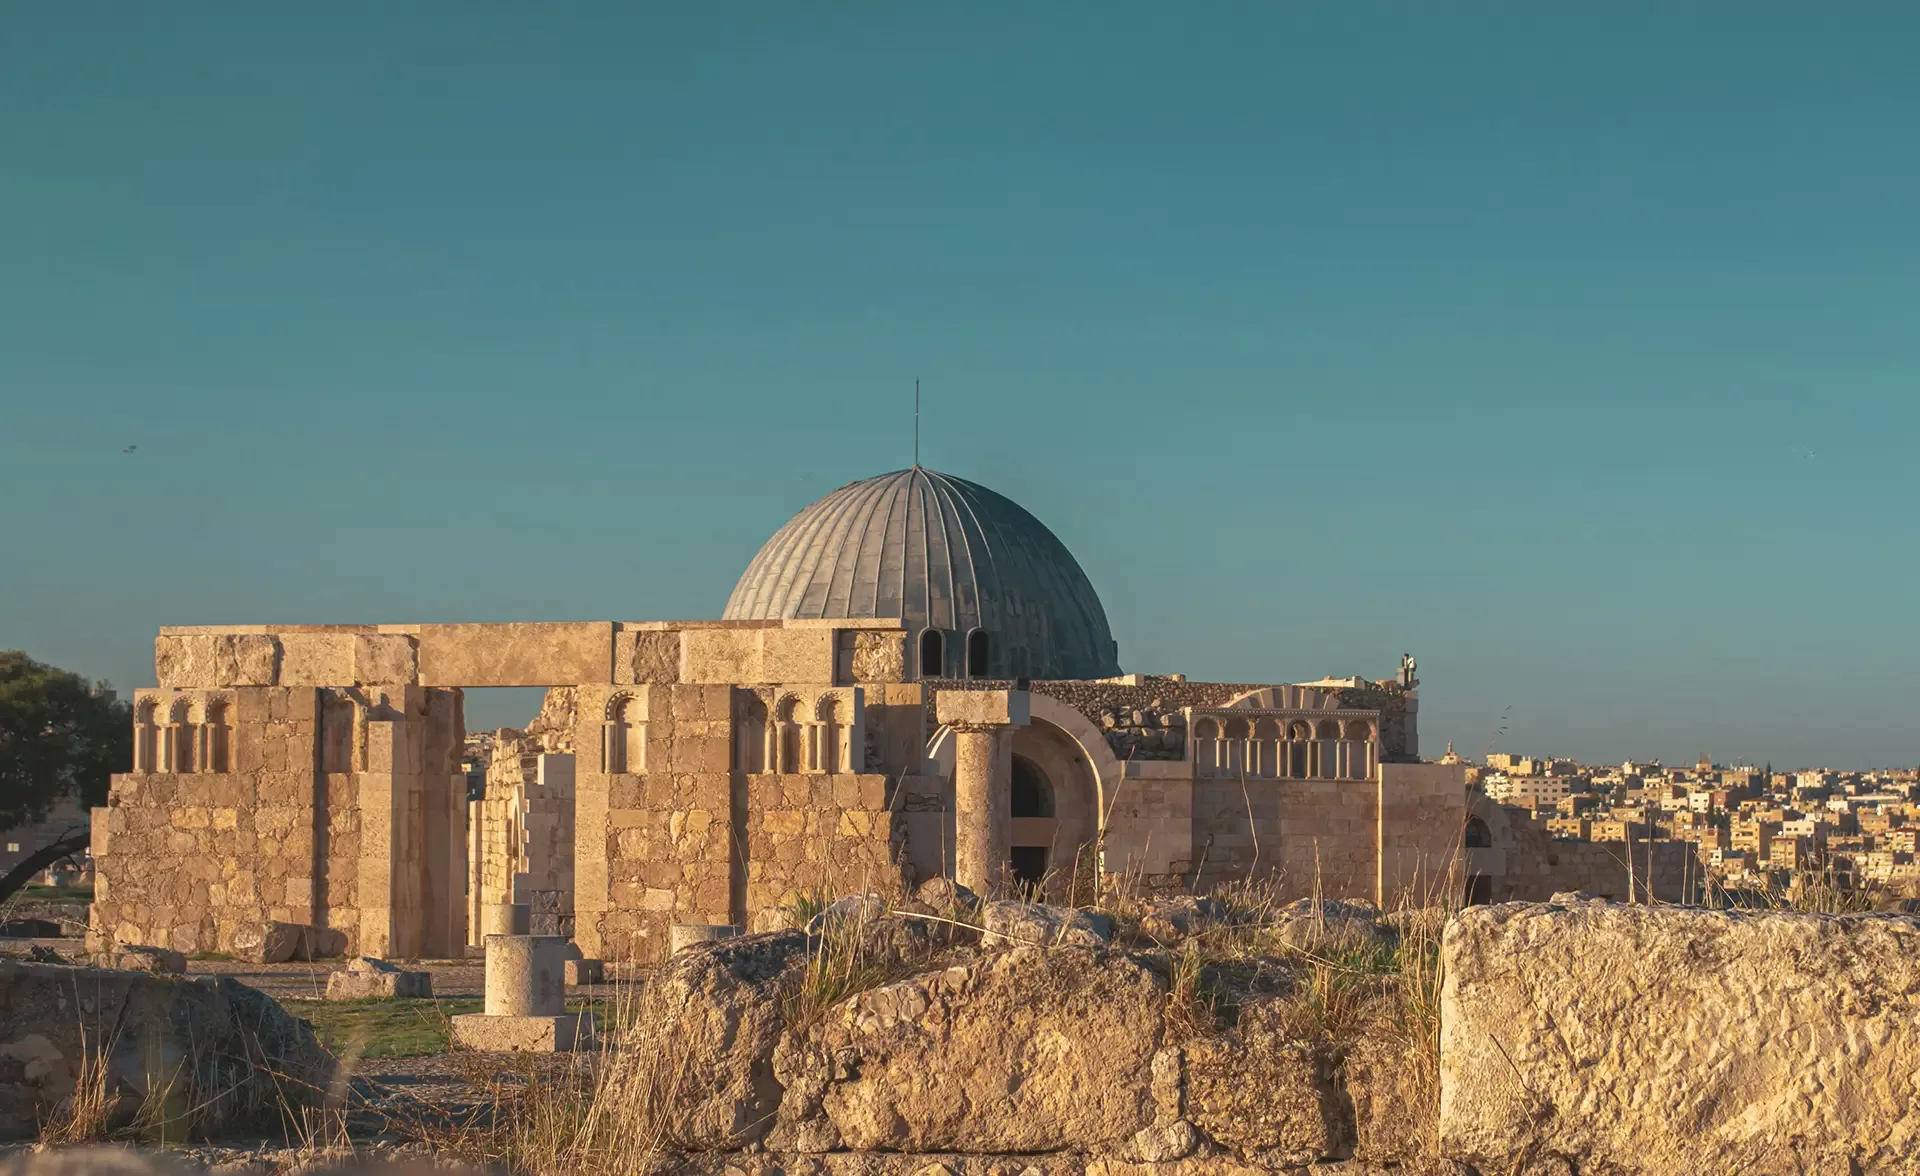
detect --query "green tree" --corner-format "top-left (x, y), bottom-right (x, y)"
top-left (0, 651), bottom-right (131, 829)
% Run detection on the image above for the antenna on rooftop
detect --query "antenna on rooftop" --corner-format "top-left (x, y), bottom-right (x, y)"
top-left (914, 378), bottom-right (920, 468)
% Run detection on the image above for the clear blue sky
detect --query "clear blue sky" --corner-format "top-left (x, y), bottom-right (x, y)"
top-left (3, 4), bottom-right (1917, 769)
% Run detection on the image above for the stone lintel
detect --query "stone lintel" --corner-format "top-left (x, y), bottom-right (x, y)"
top-left (937, 689), bottom-right (1031, 729)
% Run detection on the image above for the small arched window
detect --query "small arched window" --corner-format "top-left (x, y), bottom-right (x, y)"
top-left (1464, 817), bottom-right (1493, 848)
top-left (966, 629), bottom-right (989, 678)
top-left (920, 629), bottom-right (945, 679)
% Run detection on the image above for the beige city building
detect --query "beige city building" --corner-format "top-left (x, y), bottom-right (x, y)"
top-left (88, 467), bottom-right (1468, 962)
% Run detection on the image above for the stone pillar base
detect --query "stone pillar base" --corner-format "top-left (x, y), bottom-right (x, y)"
top-left (451, 1012), bottom-right (594, 1053)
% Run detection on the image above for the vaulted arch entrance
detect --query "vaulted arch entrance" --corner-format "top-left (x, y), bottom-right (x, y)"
top-left (1009, 717), bottom-right (1098, 899)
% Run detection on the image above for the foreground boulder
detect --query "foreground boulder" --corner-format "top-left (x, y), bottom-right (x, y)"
top-left (612, 930), bottom-right (810, 1149)
top-left (978, 901), bottom-right (1111, 949)
top-left (0, 960), bottom-right (337, 1140)
top-left (1185, 995), bottom-right (1352, 1164)
top-left (1440, 902), bottom-right (1920, 1175)
top-left (773, 946), bottom-right (1168, 1154)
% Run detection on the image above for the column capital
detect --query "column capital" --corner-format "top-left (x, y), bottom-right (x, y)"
top-left (936, 689), bottom-right (1031, 730)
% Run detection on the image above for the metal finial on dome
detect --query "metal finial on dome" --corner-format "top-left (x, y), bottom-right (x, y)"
top-left (723, 468), bottom-right (1120, 680)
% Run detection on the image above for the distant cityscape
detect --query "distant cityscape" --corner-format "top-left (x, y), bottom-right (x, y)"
top-left (1453, 746), bottom-right (1920, 895)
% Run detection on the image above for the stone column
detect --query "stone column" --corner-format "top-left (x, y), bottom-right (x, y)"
top-left (936, 690), bottom-right (1030, 897)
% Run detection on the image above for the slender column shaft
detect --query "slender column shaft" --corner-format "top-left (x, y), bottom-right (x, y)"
top-left (953, 724), bottom-right (1010, 895)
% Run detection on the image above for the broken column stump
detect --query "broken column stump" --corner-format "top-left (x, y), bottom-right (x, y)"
top-left (452, 934), bottom-right (592, 1051)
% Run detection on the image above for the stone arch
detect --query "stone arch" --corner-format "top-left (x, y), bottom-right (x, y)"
top-left (919, 629), bottom-right (945, 679)
top-left (1344, 719), bottom-right (1374, 740)
top-left (134, 698), bottom-right (159, 773)
top-left (165, 696), bottom-right (194, 772)
top-left (1464, 816), bottom-right (1493, 848)
top-left (736, 693), bottom-right (769, 774)
top-left (774, 693), bottom-right (805, 773)
top-left (1252, 718), bottom-right (1282, 777)
top-left (966, 628), bottom-right (990, 678)
top-left (1010, 711), bottom-right (1102, 901)
top-left (817, 694), bottom-right (847, 772)
top-left (200, 699), bottom-right (232, 773)
top-left (1315, 719), bottom-right (1341, 739)
top-left (603, 691), bottom-right (648, 774)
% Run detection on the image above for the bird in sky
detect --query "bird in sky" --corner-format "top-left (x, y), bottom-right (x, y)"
top-left (121, 445), bottom-right (137, 454)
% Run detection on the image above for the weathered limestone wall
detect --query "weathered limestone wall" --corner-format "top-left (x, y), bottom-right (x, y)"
top-left (742, 773), bottom-right (898, 925)
top-left (1377, 763), bottom-right (1469, 904)
top-left (92, 687), bottom-right (325, 955)
top-left (1441, 902), bottom-right (1920, 1174)
top-left (1466, 799), bottom-right (1701, 904)
top-left (92, 684), bottom-right (467, 959)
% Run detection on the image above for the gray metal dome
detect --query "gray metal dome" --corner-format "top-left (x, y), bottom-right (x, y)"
top-left (724, 467), bottom-right (1121, 680)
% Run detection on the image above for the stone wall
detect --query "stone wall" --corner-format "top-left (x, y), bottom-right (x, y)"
top-left (92, 684), bottom-right (467, 960)
top-left (1441, 902), bottom-right (1920, 1173)
top-left (1466, 798), bottom-right (1702, 905)
top-left (742, 773), bottom-right (900, 926)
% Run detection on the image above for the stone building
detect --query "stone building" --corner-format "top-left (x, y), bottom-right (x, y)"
top-left (88, 467), bottom-right (1468, 962)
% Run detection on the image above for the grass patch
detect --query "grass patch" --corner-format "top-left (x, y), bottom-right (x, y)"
top-left (284, 998), bottom-right (481, 1058)
top-left (20, 884), bottom-right (92, 902)
top-left (284, 996), bottom-right (622, 1058)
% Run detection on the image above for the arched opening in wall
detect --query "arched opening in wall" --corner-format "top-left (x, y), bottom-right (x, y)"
top-left (1008, 717), bottom-right (1097, 902)
top-left (1465, 874), bottom-right (1493, 905)
top-left (133, 700), bottom-right (158, 773)
top-left (737, 695), bottom-right (768, 773)
top-left (1464, 817), bottom-right (1493, 849)
top-left (1222, 718), bottom-right (1249, 777)
top-left (920, 629), bottom-right (945, 679)
top-left (1253, 718), bottom-right (1282, 778)
top-left (1012, 755), bottom-right (1054, 818)
top-left (818, 695), bottom-right (847, 773)
top-left (775, 695), bottom-right (803, 773)
top-left (168, 699), bottom-right (194, 773)
top-left (201, 701), bottom-right (231, 773)
top-left (1193, 717), bottom-right (1220, 776)
top-left (966, 629), bottom-right (989, 678)
top-left (1287, 721), bottom-right (1312, 778)
top-left (1314, 719), bottom-right (1341, 780)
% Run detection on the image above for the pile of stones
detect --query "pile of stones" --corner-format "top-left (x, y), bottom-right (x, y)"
top-left (1099, 700), bottom-right (1187, 759)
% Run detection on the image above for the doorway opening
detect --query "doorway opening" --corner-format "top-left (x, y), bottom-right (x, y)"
top-left (1011, 846), bottom-right (1048, 896)
top-left (463, 686), bottom-right (578, 944)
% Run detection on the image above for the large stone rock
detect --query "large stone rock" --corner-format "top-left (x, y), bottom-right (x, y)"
top-left (324, 957), bottom-right (431, 1000)
top-left (229, 920), bottom-right (343, 965)
top-left (979, 901), bottom-right (1111, 949)
top-left (611, 929), bottom-right (810, 1150)
top-left (1440, 902), bottom-right (1920, 1175)
top-left (88, 945), bottom-right (185, 975)
top-left (0, 960), bottom-right (336, 1141)
top-left (773, 946), bottom-right (1167, 1154)
top-left (1184, 996), bottom-right (1352, 1163)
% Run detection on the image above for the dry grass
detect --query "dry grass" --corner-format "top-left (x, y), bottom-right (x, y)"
top-left (38, 1018), bottom-right (118, 1145)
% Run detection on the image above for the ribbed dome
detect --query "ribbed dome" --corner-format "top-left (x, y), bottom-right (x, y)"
top-left (724, 468), bottom-right (1120, 680)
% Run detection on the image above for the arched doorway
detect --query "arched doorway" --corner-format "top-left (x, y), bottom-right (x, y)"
top-left (1009, 754), bottom-right (1054, 894)
top-left (1007, 717), bottom-right (1098, 901)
